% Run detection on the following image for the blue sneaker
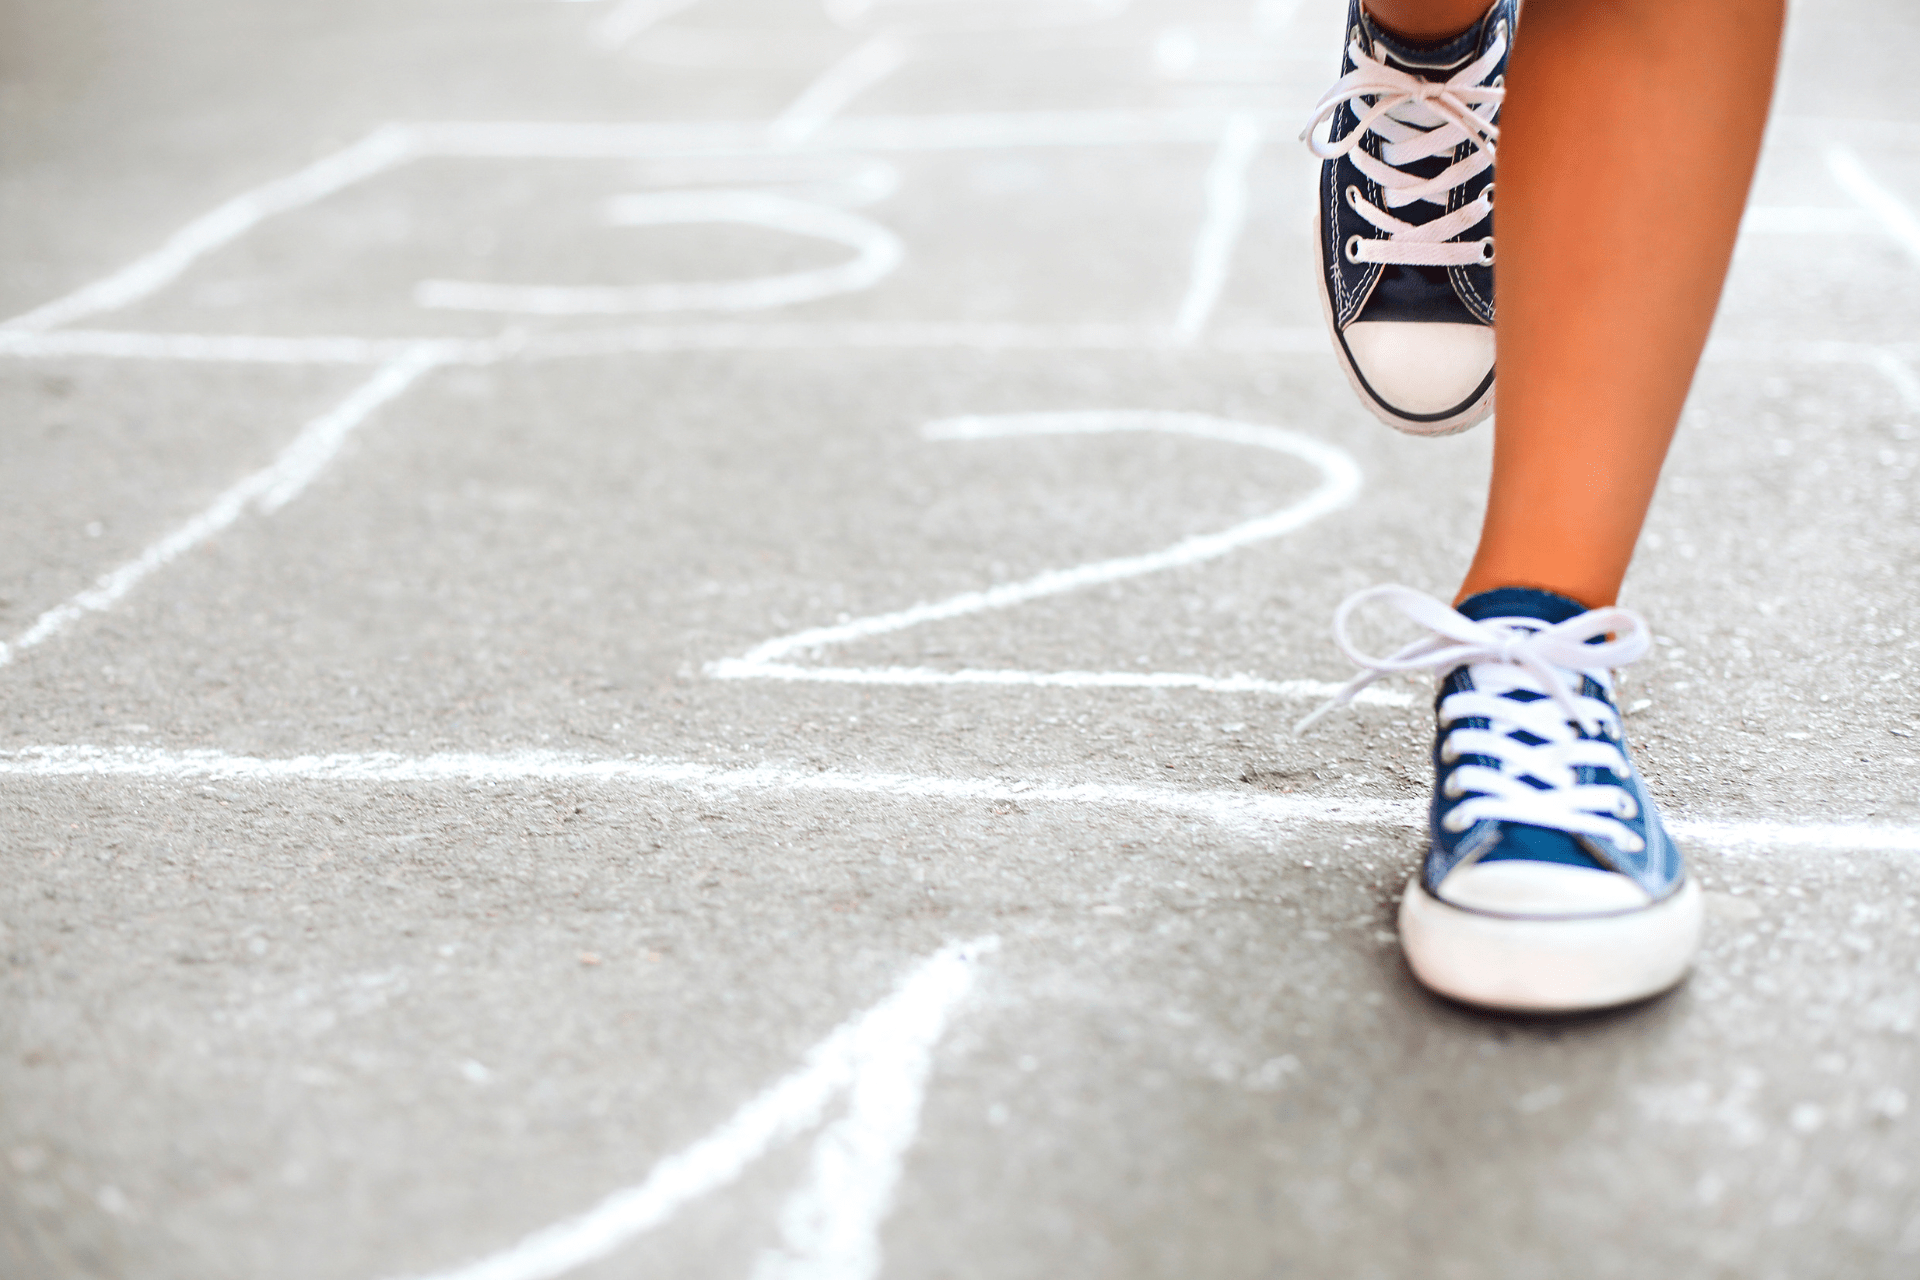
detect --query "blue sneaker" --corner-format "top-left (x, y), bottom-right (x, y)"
top-left (1300, 585), bottom-right (1702, 1011)
top-left (1301, 0), bottom-right (1510, 436)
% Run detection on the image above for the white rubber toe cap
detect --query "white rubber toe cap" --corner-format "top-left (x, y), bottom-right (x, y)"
top-left (1342, 321), bottom-right (1495, 417)
top-left (1400, 873), bottom-right (1703, 1013)
top-left (1435, 860), bottom-right (1652, 918)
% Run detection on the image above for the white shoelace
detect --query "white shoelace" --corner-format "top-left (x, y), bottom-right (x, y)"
top-left (1297, 585), bottom-right (1654, 852)
top-left (1300, 27), bottom-right (1506, 269)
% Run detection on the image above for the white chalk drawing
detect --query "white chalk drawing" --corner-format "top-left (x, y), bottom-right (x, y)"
top-left (708, 409), bottom-right (1394, 704)
top-left (0, 344), bottom-right (450, 669)
top-left (0, 111), bottom-right (1239, 339)
top-left (1829, 146), bottom-right (1920, 270)
top-left (12, 744), bottom-right (1920, 853)
top-left (414, 189), bottom-right (904, 315)
top-left (387, 938), bottom-right (998, 1280)
top-left (772, 33), bottom-right (911, 144)
top-left (1174, 114), bottom-right (1262, 340)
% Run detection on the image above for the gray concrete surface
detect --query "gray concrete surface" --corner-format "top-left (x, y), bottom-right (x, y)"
top-left (3, 1), bottom-right (1919, 1277)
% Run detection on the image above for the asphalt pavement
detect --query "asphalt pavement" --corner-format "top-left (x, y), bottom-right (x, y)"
top-left (3, 1), bottom-right (1920, 1277)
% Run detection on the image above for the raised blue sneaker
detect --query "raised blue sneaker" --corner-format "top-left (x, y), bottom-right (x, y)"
top-left (1300, 585), bottom-right (1702, 1011)
top-left (1301, 0), bottom-right (1510, 436)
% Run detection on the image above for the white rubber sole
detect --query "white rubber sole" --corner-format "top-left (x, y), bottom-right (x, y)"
top-left (1311, 202), bottom-right (1495, 438)
top-left (1398, 875), bottom-right (1704, 1013)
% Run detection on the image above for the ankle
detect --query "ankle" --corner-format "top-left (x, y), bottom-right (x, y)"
top-left (1361, 0), bottom-right (1494, 44)
top-left (1454, 574), bottom-right (1612, 613)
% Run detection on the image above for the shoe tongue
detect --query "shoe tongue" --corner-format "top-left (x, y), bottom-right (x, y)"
top-left (1455, 587), bottom-right (1588, 627)
top-left (1359, 6), bottom-right (1493, 75)
top-left (1446, 588), bottom-right (1601, 700)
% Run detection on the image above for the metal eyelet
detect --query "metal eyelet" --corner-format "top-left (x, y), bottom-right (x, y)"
top-left (1345, 234), bottom-right (1366, 263)
top-left (1480, 183), bottom-right (1495, 210)
top-left (1620, 834), bottom-right (1646, 854)
top-left (1345, 184), bottom-right (1362, 208)
top-left (1440, 739), bottom-right (1459, 763)
top-left (1442, 810), bottom-right (1471, 833)
top-left (1615, 794), bottom-right (1640, 819)
top-left (1443, 774), bottom-right (1466, 799)
top-left (1477, 238), bottom-right (1495, 265)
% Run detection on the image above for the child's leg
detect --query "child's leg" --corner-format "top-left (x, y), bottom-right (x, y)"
top-left (1459, 0), bottom-right (1785, 607)
top-left (1303, 0), bottom-right (1785, 1011)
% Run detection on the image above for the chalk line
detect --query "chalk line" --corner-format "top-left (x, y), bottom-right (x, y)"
top-left (710, 411), bottom-right (1374, 699)
top-left (1829, 146), bottom-right (1920, 271)
top-left (1696, 337), bottom-right (1920, 412)
top-left (591, 0), bottom-right (701, 51)
top-left (0, 745), bottom-right (1421, 832)
top-left (1865, 348), bottom-right (1920, 414)
top-left (0, 329), bottom-right (488, 365)
top-left (1675, 821), bottom-right (1920, 854)
top-left (0, 127), bottom-right (415, 335)
top-left (391, 937), bottom-right (996, 1280)
top-left (415, 191), bottom-right (903, 315)
top-left (1174, 114), bottom-right (1261, 341)
top-left (749, 939), bottom-right (988, 1280)
top-left (1740, 206), bottom-right (1880, 236)
top-left (772, 34), bottom-right (910, 145)
top-left (5, 746), bottom-right (1917, 855)
top-left (0, 345), bottom-right (445, 669)
top-left (702, 662), bottom-right (1392, 704)
top-left (1700, 337), bottom-right (1920, 366)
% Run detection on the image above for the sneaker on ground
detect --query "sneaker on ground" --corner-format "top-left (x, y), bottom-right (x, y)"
top-left (1302, 0), bottom-right (1510, 436)
top-left (1300, 584), bottom-right (1702, 1012)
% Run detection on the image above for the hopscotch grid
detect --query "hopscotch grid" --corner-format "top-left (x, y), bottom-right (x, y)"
top-left (0, 113), bottom-right (1912, 847)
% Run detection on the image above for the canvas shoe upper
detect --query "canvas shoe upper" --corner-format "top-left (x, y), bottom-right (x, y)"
top-left (1303, 0), bottom-right (1510, 435)
top-left (1420, 587), bottom-right (1685, 910)
top-left (1299, 584), bottom-right (1702, 1011)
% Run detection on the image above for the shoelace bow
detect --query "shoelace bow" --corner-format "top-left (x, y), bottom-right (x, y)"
top-left (1300, 29), bottom-right (1506, 269)
top-left (1297, 585), bottom-right (1654, 851)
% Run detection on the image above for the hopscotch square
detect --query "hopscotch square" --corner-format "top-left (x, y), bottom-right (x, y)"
top-left (0, 351), bottom-right (1405, 751)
